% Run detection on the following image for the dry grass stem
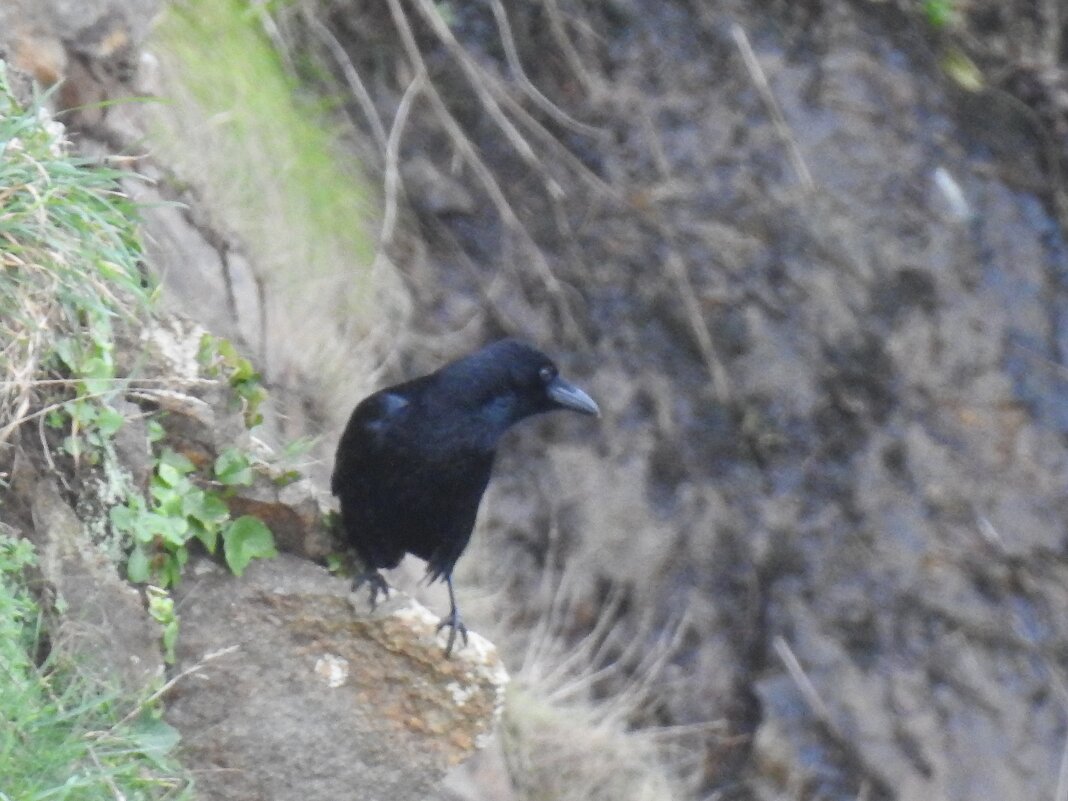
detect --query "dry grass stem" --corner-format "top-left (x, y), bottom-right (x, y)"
top-left (484, 75), bottom-right (616, 198)
top-left (489, 0), bottom-right (603, 139)
top-left (381, 73), bottom-right (425, 247)
top-left (639, 110), bottom-right (731, 401)
top-left (664, 248), bottom-right (731, 401)
top-left (540, 0), bottom-right (597, 95)
top-left (37, 414), bottom-right (60, 479)
top-left (1056, 715), bottom-right (1068, 801)
top-left (385, 0), bottom-right (583, 341)
top-left (502, 556), bottom-right (705, 797)
top-left (730, 22), bottom-right (814, 191)
top-left (1, 392), bottom-right (121, 448)
top-left (1039, 0), bottom-right (1062, 68)
top-left (772, 635), bottom-right (833, 725)
top-left (385, 0), bottom-right (520, 227)
top-left (107, 644), bottom-right (242, 734)
top-left (412, 0), bottom-right (540, 167)
top-left (304, 12), bottom-right (390, 154)
top-left (0, 377), bottom-right (217, 388)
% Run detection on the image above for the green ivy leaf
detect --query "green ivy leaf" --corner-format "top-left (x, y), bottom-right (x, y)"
top-left (155, 462), bottom-right (181, 488)
top-left (127, 545), bottom-right (150, 583)
top-left (183, 490), bottom-right (229, 527)
top-left (216, 338), bottom-right (238, 363)
top-left (229, 358), bottom-right (256, 384)
top-left (110, 502), bottom-right (138, 533)
top-left (95, 405), bottom-right (125, 436)
top-left (160, 515), bottom-right (190, 546)
top-left (146, 587), bottom-right (174, 621)
top-left (61, 435), bottom-right (82, 458)
top-left (215, 448), bottom-right (253, 486)
top-left (53, 337), bottom-right (78, 372)
top-left (146, 418), bottom-right (166, 443)
top-left (189, 518), bottom-right (219, 554)
top-left (138, 511), bottom-right (189, 546)
top-left (80, 355), bottom-right (113, 395)
top-left (159, 448), bottom-right (196, 475)
top-left (159, 556), bottom-right (182, 589)
top-left (150, 482), bottom-right (186, 518)
top-left (65, 399), bottom-right (97, 427)
top-left (196, 333), bottom-right (217, 369)
top-left (130, 713), bottom-right (182, 765)
top-left (160, 622), bottom-right (179, 665)
top-left (222, 516), bottom-right (276, 576)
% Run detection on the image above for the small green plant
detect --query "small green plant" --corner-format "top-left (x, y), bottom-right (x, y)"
top-left (922, 0), bottom-right (955, 29)
top-left (272, 435), bottom-right (317, 486)
top-left (0, 535), bottom-right (193, 798)
top-left (197, 332), bottom-right (268, 427)
top-left (146, 585), bottom-right (180, 664)
top-left (113, 445), bottom-right (277, 588)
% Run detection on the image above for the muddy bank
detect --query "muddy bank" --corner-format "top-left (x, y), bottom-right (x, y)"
top-left (291, 1), bottom-right (1068, 798)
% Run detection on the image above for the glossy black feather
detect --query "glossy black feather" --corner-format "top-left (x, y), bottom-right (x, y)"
top-left (331, 339), bottom-right (599, 652)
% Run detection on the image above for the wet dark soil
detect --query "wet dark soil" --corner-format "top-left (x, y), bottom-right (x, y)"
top-left (309, 1), bottom-right (1068, 798)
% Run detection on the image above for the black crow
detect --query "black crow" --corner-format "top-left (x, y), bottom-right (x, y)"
top-left (332, 339), bottom-right (600, 656)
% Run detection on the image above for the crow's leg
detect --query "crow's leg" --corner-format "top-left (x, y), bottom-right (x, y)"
top-left (436, 574), bottom-right (469, 657)
top-left (352, 569), bottom-right (390, 610)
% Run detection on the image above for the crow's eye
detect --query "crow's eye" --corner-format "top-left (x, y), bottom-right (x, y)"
top-left (539, 365), bottom-right (556, 383)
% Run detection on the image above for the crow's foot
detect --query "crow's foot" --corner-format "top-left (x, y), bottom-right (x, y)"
top-left (353, 570), bottom-right (390, 610)
top-left (436, 609), bottom-right (469, 658)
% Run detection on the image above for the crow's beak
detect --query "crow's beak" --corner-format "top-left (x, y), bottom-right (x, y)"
top-left (547, 376), bottom-right (601, 417)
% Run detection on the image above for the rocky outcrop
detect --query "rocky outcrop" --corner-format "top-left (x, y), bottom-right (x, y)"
top-left (3, 310), bottom-right (509, 798)
top-left (137, 316), bottom-right (510, 795)
top-left (0, 0), bottom-right (159, 125)
top-left (168, 555), bottom-right (507, 801)
top-left (9, 453), bottom-right (165, 694)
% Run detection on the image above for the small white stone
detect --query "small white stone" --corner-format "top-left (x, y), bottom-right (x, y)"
top-left (314, 653), bottom-right (349, 688)
top-left (446, 681), bottom-right (475, 707)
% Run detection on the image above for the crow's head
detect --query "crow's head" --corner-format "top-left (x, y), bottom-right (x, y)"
top-left (438, 338), bottom-right (600, 438)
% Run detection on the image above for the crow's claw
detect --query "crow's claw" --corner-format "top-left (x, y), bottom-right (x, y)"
top-left (353, 570), bottom-right (390, 610)
top-left (436, 611), bottom-right (469, 658)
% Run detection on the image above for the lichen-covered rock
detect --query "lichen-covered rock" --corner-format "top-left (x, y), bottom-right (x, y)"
top-left (9, 452), bottom-right (164, 692)
top-left (0, 0), bottom-right (159, 120)
top-left (166, 554), bottom-right (508, 801)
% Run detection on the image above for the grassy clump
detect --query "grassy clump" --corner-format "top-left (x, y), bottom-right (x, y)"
top-left (0, 535), bottom-right (193, 799)
top-left (502, 685), bottom-right (682, 801)
top-left (0, 64), bottom-right (151, 455)
top-left (479, 568), bottom-right (704, 801)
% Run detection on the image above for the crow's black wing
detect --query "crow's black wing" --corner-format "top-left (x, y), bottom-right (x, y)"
top-left (331, 390), bottom-right (410, 494)
top-left (332, 389), bottom-right (416, 570)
